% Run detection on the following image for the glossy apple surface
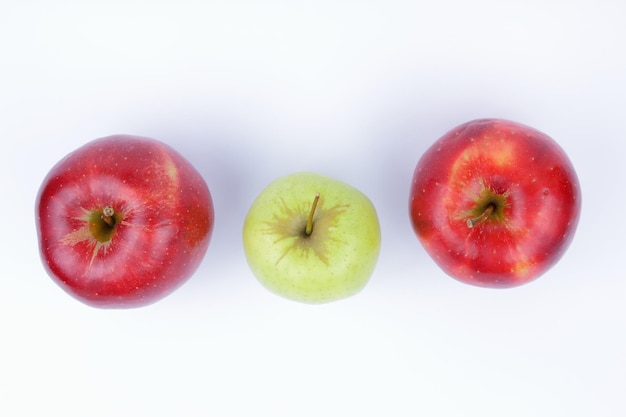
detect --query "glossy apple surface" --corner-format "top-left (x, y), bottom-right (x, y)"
top-left (409, 118), bottom-right (581, 288)
top-left (243, 172), bottom-right (381, 303)
top-left (36, 135), bottom-right (214, 308)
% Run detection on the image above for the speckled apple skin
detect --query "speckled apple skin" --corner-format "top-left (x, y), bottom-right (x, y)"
top-left (409, 119), bottom-right (581, 288)
top-left (36, 135), bottom-right (214, 308)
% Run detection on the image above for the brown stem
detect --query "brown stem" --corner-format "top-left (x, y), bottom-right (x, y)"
top-left (101, 206), bottom-right (116, 227)
top-left (305, 193), bottom-right (320, 236)
top-left (467, 204), bottom-right (495, 229)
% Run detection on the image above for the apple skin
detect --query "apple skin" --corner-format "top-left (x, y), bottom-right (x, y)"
top-left (242, 172), bottom-right (381, 304)
top-left (36, 135), bottom-right (214, 308)
top-left (409, 118), bottom-right (581, 288)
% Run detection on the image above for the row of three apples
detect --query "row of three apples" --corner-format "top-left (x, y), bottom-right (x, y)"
top-left (35, 118), bottom-right (581, 308)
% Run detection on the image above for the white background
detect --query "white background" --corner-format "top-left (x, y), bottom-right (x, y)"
top-left (1, 1), bottom-right (625, 416)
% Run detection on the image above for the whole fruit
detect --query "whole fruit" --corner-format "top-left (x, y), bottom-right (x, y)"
top-left (243, 172), bottom-right (381, 303)
top-left (409, 118), bottom-right (581, 288)
top-left (36, 135), bottom-right (214, 308)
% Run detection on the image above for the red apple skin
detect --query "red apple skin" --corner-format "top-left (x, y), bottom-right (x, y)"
top-left (409, 119), bottom-right (581, 288)
top-left (36, 135), bottom-right (214, 308)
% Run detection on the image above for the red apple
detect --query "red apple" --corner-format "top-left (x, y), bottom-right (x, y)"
top-left (36, 135), bottom-right (214, 308)
top-left (409, 118), bottom-right (581, 288)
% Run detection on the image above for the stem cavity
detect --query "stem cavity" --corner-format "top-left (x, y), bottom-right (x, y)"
top-left (305, 193), bottom-right (320, 236)
top-left (467, 203), bottom-right (495, 229)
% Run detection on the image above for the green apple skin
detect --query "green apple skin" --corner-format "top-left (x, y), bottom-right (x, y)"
top-left (242, 172), bottom-right (381, 304)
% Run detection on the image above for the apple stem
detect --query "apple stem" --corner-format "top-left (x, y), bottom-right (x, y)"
top-left (305, 193), bottom-right (320, 236)
top-left (101, 206), bottom-right (116, 227)
top-left (467, 204), bottom-right (495, 229)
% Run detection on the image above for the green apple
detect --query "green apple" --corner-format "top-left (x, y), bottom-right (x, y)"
top-left (242, 172), bottom-right (381, 304)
